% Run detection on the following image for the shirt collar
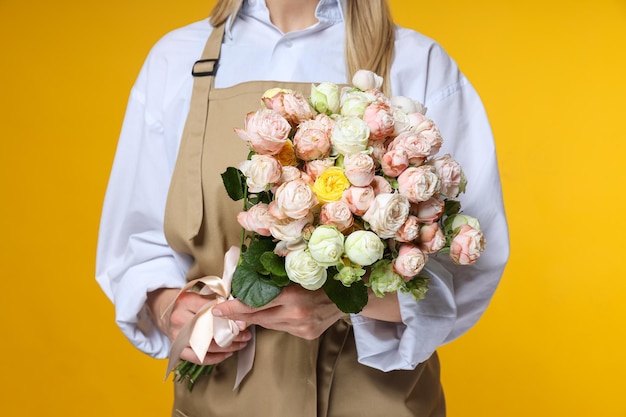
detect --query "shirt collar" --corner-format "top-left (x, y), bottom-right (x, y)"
top-left (225, 0), bottom-right (345, 39)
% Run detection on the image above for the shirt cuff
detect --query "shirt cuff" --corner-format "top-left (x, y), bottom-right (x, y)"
top-left (351, 258), bottom-right (456, 371)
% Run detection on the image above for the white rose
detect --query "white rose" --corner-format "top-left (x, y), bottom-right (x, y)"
top-left (352, 69), bottom-right (383, 91)
top-left (310, 82), bottom-right (340, 115)
top-left (362, 193), bottom-right (411, 239)
top-left (238, 155), bottom-right (282, 193)
top-left (285, 249), bottom-right (328, 290)
top-left (331, 116), bottom-right (370, 156)
top-left (340, 90), bottom-right (373, 117)
top-left (307, 226), bottom-right (345, 266)
top-left (344, 230), bottom-right (385, 266)
top-left (390, 95), bottom-right (427, 115)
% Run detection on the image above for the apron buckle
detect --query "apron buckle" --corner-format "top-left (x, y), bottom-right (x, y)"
top-left (192, 59), bottom-right (219, 77)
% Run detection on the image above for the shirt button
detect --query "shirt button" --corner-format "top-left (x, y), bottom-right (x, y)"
top-left (284, 40), bottom-right (293, 48)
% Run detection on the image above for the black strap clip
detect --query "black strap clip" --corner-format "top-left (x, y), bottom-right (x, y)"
top-left (191, 58), bottom-right (219, 77)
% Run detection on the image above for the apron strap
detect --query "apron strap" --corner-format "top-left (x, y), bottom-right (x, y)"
top-left (183, 22), bottom-right (226, 240)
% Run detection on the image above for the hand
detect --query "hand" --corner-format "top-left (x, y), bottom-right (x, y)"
top-left (211, 285), bottom-right (346, 340)
top-left (146, 288), bottom-right (252, 365)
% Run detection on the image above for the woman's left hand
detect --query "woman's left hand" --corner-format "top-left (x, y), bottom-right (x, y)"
top-left (212, 285), bottom-right (346, 340)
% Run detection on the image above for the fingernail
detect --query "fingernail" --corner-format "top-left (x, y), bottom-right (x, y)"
top-left (212, 309), bottom-right (223, 317)
top-left (236, 320), bottom-right (246, 330)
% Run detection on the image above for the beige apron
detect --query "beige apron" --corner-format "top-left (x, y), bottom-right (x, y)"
top-left (164, 23), bottom-right (445, 417)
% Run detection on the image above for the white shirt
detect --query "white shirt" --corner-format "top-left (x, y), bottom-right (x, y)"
top-left (96, 0), bottom-right (509, 371)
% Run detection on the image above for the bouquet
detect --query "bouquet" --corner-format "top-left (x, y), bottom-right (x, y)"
top-left (172, 69), bottom-right (486, 389)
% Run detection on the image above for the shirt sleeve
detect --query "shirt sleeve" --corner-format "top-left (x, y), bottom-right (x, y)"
top-left (351, 58), bottom-right (510, 371)
top-left (95, 65), bottom-right (189, 359)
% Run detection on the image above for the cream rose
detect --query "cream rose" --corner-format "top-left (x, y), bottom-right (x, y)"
top-left (352, 69), bottom-right (383, 91)
top-left (307, 226), bottom-right (345, 266)
top-left (344, 230), bottom-right (385, 266)
top-left (397, 166), bottom-right (441, 203)
top-left (285, 249), bottom-right (328, 290)
top-left (269, 212), bottom-right (314, 242)
top-left (362, 193), bottom-right (411, 239)
top-left (234, 109), bottom-right (291, 155)
top-left (269, 179), bottom-right (318, 220)
top-left (390, 95), bottom-right (427, 115)
top-left (331, 116), bottom-right (370, 156)
top-left (238, 154), bottom-right (282, 193)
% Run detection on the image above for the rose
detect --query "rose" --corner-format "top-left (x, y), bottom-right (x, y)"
top-left (304, 158), bottom-right (335, 180)
top-left (238, 154), bottom-right (282, 193)
top-left (319, 201), bottom-right (354, 232)
top-left (269, 179), bottom-right (318, 220)
top-left (390, 95), bottom-right (427, 115)
top-left (340, 90), bottom-right (372, 118)
top-left (237, 203), bottom-right (274, 237)
top-left (393, 244), bottom-right (427, 279)
top-left (234, 109), bottom-right (291, 155)
top-left (285, 249), bottom-right (328, 290)
top-left (307, 226), bottom-right (345, 266)
top-left (293, 127), bottom-right (332, 161)
top-left (277, 165), bottom-right (303, 185)
top-left (417, 222), bottom-right (446, 254)
top-left (352, 69), bottom-right (383, 91)
top-left (344, 152), bottom-right (375, 187)
top-left (449, 224), bottom-right (486, 265)
top-left (368, 260), bottom-right (404, 297)
top-left (408, 113), bottom-right (443, 155)
top-left (428, 154), bottom-right (467, 198)
top-left (391, 107), bottom-right (412, 136)
top-left (330, 116), bottom-right (370, 156)
top-left (370, 175), bottom-right (393, 195)
top-left (312, 167), bottom-right (350, 203)
top-left (344, 230), bottom-right (385, 266)
top-left (445, 214), bottom-right (482, 232)
top-left (275, 139), bottom-right (298, 167)
top-left (362, 192), bottom-right (411, 239)
top-left (262, 89), bottom-right (316, 126)
top-left (387, 131), bottom-right (432, 165)
top-left (397, 166), bottom-right (441, 203)
top-left (381, 148), bottom-right (409, 178)
top-left (413, 197), bottom-right (445, 222)
top-left (341, 185), bottom-right (375, 216)
top-left (310, 82), bottom-right (340, 115)
top-left (269, 212), bottom-right (314, 242)
top-left (274, 238), bottom-right (307, 257)
top-left (363, 102), bottom-right (395, 140)
top-left (395, 215), bottom-right (421, 243)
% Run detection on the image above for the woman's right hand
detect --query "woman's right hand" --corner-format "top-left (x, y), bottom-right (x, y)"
top-left (146, 288), bottom-right (252, 365)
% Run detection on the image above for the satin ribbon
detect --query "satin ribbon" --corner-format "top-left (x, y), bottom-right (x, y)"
top-left (163, 246), bottom-right (255, 389)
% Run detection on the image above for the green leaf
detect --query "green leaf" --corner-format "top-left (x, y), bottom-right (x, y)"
top-left (260, 252), bottom-right (287, 277)
top-left (323, 275), bottom-right (368, 314)
top-left (221, 167), bottom-right (246, 201)
top-left (444, 199), bottom-right (461, 216)
top-left (231, 263), bottom-right (283, 307)
top-left (243, 238), bottom-right (276, 273)
top-left (270, 272), bottom-right (291, 287)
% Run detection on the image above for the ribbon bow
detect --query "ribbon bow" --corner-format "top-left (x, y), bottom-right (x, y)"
top-left (164, 246), bottom-right (254, 389)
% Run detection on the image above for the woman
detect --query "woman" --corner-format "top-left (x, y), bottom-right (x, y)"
top-left (96, 0), bottom-right (509, 415)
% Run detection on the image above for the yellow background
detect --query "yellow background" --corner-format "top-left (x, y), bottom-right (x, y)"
top-left (1, 0), bottom-right (625, 415)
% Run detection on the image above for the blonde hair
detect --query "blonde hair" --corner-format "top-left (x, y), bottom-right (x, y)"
top-left (209, 0), bottom-right (395, 95)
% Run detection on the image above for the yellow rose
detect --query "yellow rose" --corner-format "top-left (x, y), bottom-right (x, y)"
top-left (312, 167), bottom-right (350, 203)
top-left (275, 140), bottom-right (298, 166)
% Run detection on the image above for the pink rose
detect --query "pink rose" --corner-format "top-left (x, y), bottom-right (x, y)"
top-left (262, 90), bottom-right (316, 126)
top-left (362, 193), bottom-right (410, 239)
top-left (371, 175), bottom-right (393, 195)
top-left (234, 109), bottom-right (291, 155)
top-left (393, 244), bottom-right (427, 280)
top-left (237, 203), bottom-right (275, 237)
top-left (413, 197), bottom-right (445, 222)
top-left (293, 127), bottom-right (331, 161)
top-left (304, 158), bottom-right (335, 181)
top-left (319, 201), bottom-right (354, 232)
top-left (363, 102), bottom-right (395, 140)
top-left (381, 148), bottom-right (410, 178)
top-left (387, 131), bottom-right (432, 165)
top-left (269, 212), bottom-right (314, 242)
top-left (417, 223), bottom-right (446, 253)
top-left (278, 165), bottom-right (303, 184)
top-left (450, 224), bottom-right (486, 265)
top-left (268, 179), bottom-right (318, 220)
top-left (342, 186), bottom-right (376, 216)
top-left (395, 215), bottom-right (421, 243)
top-left (408, 113), bottom-right (443, 156)
top-left (397, 166), bottom-right (441, 203)
top-left (344, 153), bottom-right (375, 186)
top-left (368, 140), bottom-right (387, 166)
top-left (428, 154), bottom-right (466, 198)
top-left (274, 238), bottom-right (307, 257)
top-left (238, 154), bottom-right (282, 193)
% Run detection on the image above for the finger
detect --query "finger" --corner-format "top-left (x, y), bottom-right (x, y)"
top-left (212, 299), bottom-right (258, 318)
